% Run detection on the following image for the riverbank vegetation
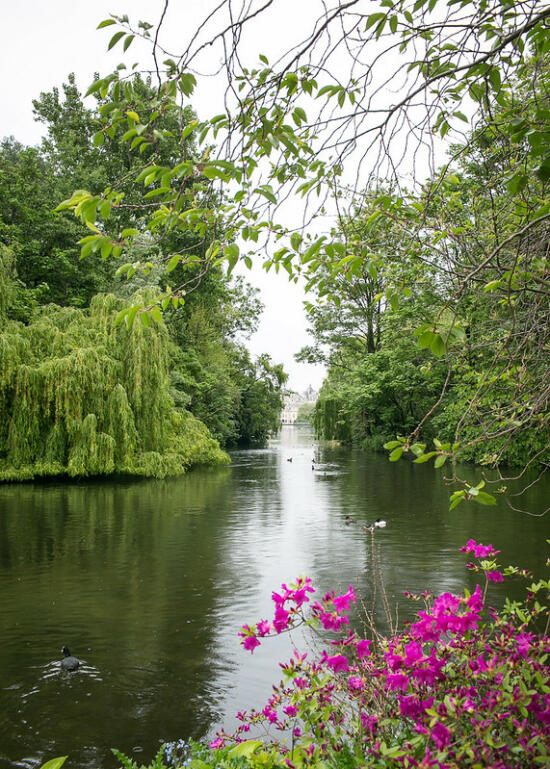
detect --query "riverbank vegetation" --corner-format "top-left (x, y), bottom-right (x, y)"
top-left (54, 0), bottom-right (550, 508)
top-left (0, 79), bottom-right (287, 480)
top-left (101, 540), bottom-right (549, 769)
top-left (309, 61), bottom-right (550, 475)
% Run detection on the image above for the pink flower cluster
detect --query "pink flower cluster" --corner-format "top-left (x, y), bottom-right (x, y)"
top-left (238, 579), bottom-right (358, 653)
top-left (214, 542), bottom-right (550, 768)
top-left (459, 538), bottom-right (500, 558)
top-left (238, 577), bottom-right (315, 652)
top-left (460, 538), bottom-right (506, 584)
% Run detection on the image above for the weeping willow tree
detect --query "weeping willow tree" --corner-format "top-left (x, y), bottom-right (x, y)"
top-left (0, 270), bottom-right (228, 481)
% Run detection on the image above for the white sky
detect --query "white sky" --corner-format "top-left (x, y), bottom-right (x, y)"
top-left (2, 0), bottom-right (326, 393)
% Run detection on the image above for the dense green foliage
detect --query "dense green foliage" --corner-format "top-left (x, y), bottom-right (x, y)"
top-left (0, 270), bottom-right (228, 480)
top-left (52, 0), bottom-right (549, 504)
top-left (311, 61), bottom-right (550, 480)
top-left (0, 77), bottom-right (287, 481)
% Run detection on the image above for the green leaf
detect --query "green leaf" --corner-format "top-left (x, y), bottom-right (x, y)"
top-left (108, 31), bottom-right (126, 50)
top-left (224, 243), bottom-right (240, 260)
top-left (97, 19), bottom-right (117, 29)
top-left (190, 761), bottom-right (212, 769)
top-left (474, 491), bottom-right (497, 506)
top-left (365, 12), bottom-right (385, 30)
top-left (39, 759), bottom-right (68, 769)
top-left (413, 452), bottom-right (436, 464)
top-left (255, 184), bottom-right (277, 204)
top-left (230, 740), bottom-right (263, 758)
top-left (383, 440), bottom-right (403, 450)
top-left (535, 159), bottom-right (550, 183)
top-left (123, 34), bottom-right (135, 52)
top-left (449, 494), bottom-right (465, 511)
top-left (150, 306), bottom-right (163, 323)
top-left (389, 447), bottom-right (403, 462)
top-left (179, 73), bottom-right (197, 97)
top-left (125, 306), bottom-right (139, 329)
top-left (140, 311), bottom-right (151, 328)
top-left (430, 334), bottom-right (446, 357)
top-left (166, 254), bottom-right (182, 273)
top-left (434, 454), bottom-right (447, 468)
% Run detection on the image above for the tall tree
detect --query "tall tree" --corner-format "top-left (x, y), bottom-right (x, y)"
top-left (57, 1), bottom-right (549, 506)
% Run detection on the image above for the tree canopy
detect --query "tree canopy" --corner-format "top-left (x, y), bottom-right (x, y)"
top-left (45, 0), bottom-right (550, 507)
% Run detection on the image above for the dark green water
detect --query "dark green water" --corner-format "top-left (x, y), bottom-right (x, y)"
top-left (0, 425), bottom-right (548, 768)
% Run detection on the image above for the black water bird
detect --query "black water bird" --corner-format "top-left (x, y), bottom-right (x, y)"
top-left (374, 519), bottom-right (387, 528)
top-left (60, 646), bottom-right (80, 671)
top-left (344, 515), bottom-right (356, 524)
top-left (287, 457), bottom-right (293, 462)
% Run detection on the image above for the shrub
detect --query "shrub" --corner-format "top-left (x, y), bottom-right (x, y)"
top-left (201, 543), bottom-right (550, 769)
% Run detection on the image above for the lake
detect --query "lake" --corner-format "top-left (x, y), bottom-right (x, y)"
top-left (0, 425), bottom-right (547, 768)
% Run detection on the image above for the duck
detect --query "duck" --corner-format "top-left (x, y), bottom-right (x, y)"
top-left (287, 457), bottom-right (293, 463)
top-left (374, 519), bottom-right (387, 528)
top-left (344, 515), bottom-right (356, 524)
top-left (60, 646), bottom-right (80, 672)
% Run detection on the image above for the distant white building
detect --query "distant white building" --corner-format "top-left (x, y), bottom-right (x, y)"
top-left (281, 386), bottom-right (319, 424)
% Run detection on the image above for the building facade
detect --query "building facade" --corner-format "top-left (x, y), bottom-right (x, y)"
top-left (281, 386), bottom-right (319, 424)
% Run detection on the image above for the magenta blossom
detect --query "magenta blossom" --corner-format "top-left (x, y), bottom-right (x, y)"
top-left (386, 672), bottom-right (409, 692)
top-left (273, 604), bottom-right (290, 633)
top-left (257, 619), bottom-right (271, 636)
top-left (485, 569), bottom-right (504, 583)
top-left (242, 635), bottom-right (261, 653)
top-left (355, 638), bottom-right (372, 659)
top-left (333, 585), bottom-right (356, 612)
top-left (348, 676), bottom-right (363, 690)
top-left (262, 706), bottom-right (278, 723)
top-left (430, 721), bottom-right (451, 750)
top-left (321, 652), bottom-right (350, 672)
top-left (460, 539), bottom-right (500, 558)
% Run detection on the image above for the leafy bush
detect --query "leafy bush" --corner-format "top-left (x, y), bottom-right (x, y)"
top-left (202, 543), bottom-right (549, 769)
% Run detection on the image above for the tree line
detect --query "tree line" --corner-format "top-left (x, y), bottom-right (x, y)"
top-left (0, 76), bottom-right (287, 480)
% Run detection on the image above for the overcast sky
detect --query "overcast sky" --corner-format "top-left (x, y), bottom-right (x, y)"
top-left (2, 0), bottom-right (327, 393)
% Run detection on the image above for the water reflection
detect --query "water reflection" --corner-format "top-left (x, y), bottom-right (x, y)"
top-left (0, 425), bottom-right (547, 768)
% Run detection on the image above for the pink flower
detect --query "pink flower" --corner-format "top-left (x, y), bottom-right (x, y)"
top-left (386, 673), bottom-right (409, 692)
top-left (515, 632), bottom-right (534, 658)
top-left (273, 604), bottom-right (290, 633)
top-left (348, 676), bottom-right (363, 690)
top-left (399, 695), bottom-right (433, 719)
top-left (385, 650), bottom-right (404, 671)
top-left (360, 713), bottom-right (378, 733)
top-left (333, 585), bottom-right (356, 612)
top-left (485, 570), bottom-right (504, 583)
top-left (430, 721), bottom-right (451, 750)
top-left (262, 706), bottom-right (278, 723)
top-left (283, 704), bottom-right (298, 717)
top-left (460, 539), bottom-right (500, 558)
top-left (404, 641), bottom-right (424, 665)
top-left (322, 652), bottom-right (350, 672)
top-left (355, 638), bottom-right (372, 659)
top-left (317, 609), bottom-right (349, 631)
top-left (210, 738), bottom-right (225, 749)
top-left (242, 635), bottom-right (261, 653)
top-left (257, 619), bottom-right (271, 636)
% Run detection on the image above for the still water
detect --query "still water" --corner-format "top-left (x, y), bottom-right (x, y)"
top-left (0, 425), bottom-right (548, 768)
